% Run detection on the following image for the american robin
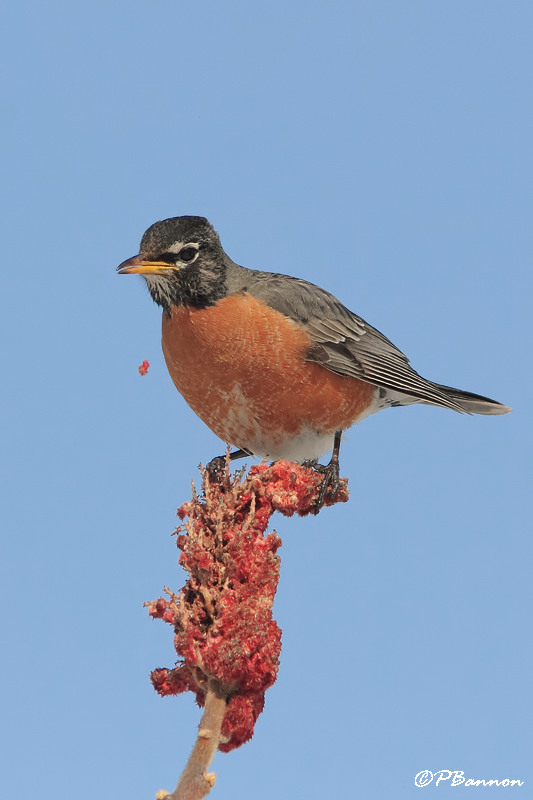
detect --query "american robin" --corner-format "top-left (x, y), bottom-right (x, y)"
top-left (118, 216), bottom-right (511, 509)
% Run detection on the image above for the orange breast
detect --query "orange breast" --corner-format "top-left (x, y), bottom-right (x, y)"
top-left (161, 293), bottom-right (375, 457)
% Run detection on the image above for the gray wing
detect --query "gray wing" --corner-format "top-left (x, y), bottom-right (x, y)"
top-left (244, 271), bottom-right (471, 413)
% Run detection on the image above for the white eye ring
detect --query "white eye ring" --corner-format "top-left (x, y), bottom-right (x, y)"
top-left (178, 243), bottom-right (199, 264)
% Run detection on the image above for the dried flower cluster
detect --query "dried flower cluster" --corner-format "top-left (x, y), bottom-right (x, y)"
top-left (147, 460), bottom-right (348, 751)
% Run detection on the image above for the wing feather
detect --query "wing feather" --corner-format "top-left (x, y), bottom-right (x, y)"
top-left (245, 271), bottom-right (467, 412)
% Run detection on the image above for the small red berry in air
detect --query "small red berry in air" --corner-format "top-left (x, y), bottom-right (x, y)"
top-left (138, 360), bottom-right (150, 376)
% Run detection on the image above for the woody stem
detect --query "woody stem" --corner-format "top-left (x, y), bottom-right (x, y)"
top-left (165, 679), bottom-right (227, 800)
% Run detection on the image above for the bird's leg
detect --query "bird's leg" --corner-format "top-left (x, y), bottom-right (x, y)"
top-left (308, 430), bottom-right (342, 513)
top-left (206, 448), bottom-right (252, 480)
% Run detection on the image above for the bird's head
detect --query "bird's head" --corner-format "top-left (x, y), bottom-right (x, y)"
top-left (117, 216), bottom-right (228, 313)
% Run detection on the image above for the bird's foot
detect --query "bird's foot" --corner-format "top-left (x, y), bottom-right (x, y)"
top-left (206, 455), bottom-right (227, 483)
top-left (303, 456), bottom-right (340, 514)
top-left (206, 448), bottom-right (252, 483)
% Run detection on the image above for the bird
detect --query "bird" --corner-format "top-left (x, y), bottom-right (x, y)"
top-left (117, 216), bottom-right (511, 510)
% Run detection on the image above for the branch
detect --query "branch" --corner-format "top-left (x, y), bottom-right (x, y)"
top-left (156, 679), bottom-right (227, 800)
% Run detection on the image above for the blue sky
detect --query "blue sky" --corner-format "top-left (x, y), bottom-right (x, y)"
top-left (1, 2), bottom-right (531, 798)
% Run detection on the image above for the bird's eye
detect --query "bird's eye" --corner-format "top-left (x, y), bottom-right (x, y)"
top-left (179, 246), bottom-right (199, 263)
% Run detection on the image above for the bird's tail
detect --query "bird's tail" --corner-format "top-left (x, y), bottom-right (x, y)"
top-left (430, 383), bottom-right (512, 415)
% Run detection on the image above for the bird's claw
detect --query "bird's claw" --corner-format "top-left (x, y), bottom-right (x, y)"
top-left (308, 458), bottom-right (340, 513)
top-left (206, 456), bottom-right (226, 483)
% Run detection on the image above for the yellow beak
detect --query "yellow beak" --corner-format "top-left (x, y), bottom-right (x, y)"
top-left (116, 255), bottom-right (176, 275)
